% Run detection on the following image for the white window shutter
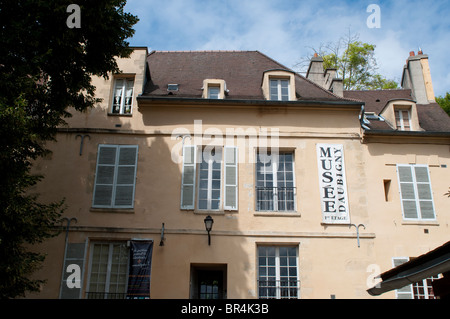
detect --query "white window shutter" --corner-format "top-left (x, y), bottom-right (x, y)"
top-left (392, 257), bottom-right (413, 299)
top-left (397, 164), bottom-right (435, 220)
top-left (414, 166), bottom-right (435, 219)
top-left (60, 242), bottom-right (86, 298)
top-left (397, 165), bottom-right (418, 219)
top-left (224, 146), bottom-right (238, 211)
top-left (181, 145), bottom-right (196, 210)
top-left (93, 145), bottom-right (117, 208)
top-left (114, 146), bottom-right (138, 208)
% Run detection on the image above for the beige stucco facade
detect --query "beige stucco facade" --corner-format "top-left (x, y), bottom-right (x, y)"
top-left (28, 48), bottom-right (450, 299)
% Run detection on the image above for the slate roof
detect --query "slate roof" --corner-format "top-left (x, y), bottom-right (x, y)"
top-left (344, 89), bottom-right (450, 133)
top-left (143, 50), bottom-right (357, 103)
top-left (140, 50), bottom-right (449, 134)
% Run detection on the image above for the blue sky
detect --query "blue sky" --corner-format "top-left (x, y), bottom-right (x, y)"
top-left (124, 0), bottom-right (450, 96)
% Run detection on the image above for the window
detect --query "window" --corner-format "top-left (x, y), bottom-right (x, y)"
top-left (198, 147), bottom-right (222, 210)
top-left (207, 86), bottom-right (220, 99)
top-left (394, 109), bottom-right (411, 131)
top-left (86, 242), bottom-right (129, 299)
top-left (92, 145), bottom-right (138, 209)
top-left (256, 151), bottom-right (295, 212)
top-left (202, 79), bottom-right (226, 99)
top-left (180, 146), bottom-right (238, 211)
top-left (392, 257), bottom-right (439, 299)
top-left (270, 79), bottom-right (289, 101)
top-left (112, 78), bottom-right (134, 114)
top-left (412, 275), bottom-right (439, 299)
top-left (167, 84), bottom-right (179, 92)
top-left (397, 164), bottom-right (435, 220)
top-left (258, 246), bottom-right (299, 299)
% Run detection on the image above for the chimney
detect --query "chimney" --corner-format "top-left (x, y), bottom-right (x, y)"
top-left (306, 54), bottom-right (325, 87)
top-left (401, 50), bottom-right (435, 104)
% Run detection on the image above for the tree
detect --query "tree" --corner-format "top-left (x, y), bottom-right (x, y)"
top-left (436, 92), bottom-right (450, 116)
top-left (0, 0), bottom-right (138, 298)
top-left (296, 31), bottom-right (398, 90)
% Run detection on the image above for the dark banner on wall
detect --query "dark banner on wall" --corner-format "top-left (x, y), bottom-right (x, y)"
top-left (127, 240), bottom-right (153, 299)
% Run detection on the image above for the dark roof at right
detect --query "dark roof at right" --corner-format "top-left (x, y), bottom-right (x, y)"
top-left (344, 89), bottom-right (450, 132)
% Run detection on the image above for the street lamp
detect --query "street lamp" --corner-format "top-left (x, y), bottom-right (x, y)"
top-left (204, 215), bottom-right (214, 245)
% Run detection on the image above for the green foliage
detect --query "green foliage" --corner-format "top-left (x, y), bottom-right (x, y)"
top-left (435, 92), bottom-right (450, 116)
top-left (310, 32), bottom-right (399, 90)
top-left (0, 0), bottom-right (138, 298)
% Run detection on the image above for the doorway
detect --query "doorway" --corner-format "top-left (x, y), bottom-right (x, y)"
top-left (190, 264), bottom-right (227, 299)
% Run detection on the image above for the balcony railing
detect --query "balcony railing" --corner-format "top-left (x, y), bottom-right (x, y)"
top-left (256, 187), bottom-right (296, 212)
top-left (258, 279), bottom-right (300, 299)
top-left (86, 291), bottom-right (127, 299)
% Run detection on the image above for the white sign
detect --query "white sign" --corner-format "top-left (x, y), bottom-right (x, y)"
top-left (316, 144), bottom-right (350, 224)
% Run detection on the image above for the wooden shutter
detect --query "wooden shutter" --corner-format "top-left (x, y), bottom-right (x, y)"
top-left (397, 165), bottom-right (435, 220)
top-left (93, 145), bottom-right (138, 209)
top-left (413, 166), bottom-right (435, 219)
top-left (181, 145), bottom-right (196, 210)
top-left (224, 146), bottom-right (238, 210)
top-left (93, 145), bottom-right (117, 208)
top-left (114, 146), bottom-right (138, 208)
top-left (60, 242), bottom-right (86, 299)
top-left (392, 257), bottom-right (413, 299)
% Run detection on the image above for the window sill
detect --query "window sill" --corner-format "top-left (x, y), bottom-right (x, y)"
top-left (401, 220), bottom-right (439, 226)
top-left (192, 210), bottom-right (237, 216)
top-left (254, 211), bottom-right (301, 217)
top-left (107, 112), bottom-right (133, 117)
top-left (90, 207), bottom-right (134, 214)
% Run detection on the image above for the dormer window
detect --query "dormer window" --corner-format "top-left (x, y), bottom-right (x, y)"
top-left (379, 101), bottom-right (422, 132)
top-left (270, 79), bottom-right (289, 101)
top-left (167, 84), bottom-right (179, 92)
top-left (208, 85), bottom-right (220, 99)
top-left (395, 108), bottom-right (411, 131)
top-left (262, 70), bottom-right (296, 101)
top-left (202, 79), bottom-right (226, 99)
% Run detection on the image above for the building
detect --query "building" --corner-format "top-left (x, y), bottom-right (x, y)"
top-left (29, 47), bottom-right (450, 299)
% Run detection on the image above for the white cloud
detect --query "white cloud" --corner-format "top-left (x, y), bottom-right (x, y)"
top-left (124, 0), bottom-right (450, 95)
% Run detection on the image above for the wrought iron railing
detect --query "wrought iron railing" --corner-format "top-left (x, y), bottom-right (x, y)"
top-left (257, 279), bottom-right (300, 299)
top-left (256, 187), bottom-right (296, 211)
top-left (86, 292), bottom-right (127, 299)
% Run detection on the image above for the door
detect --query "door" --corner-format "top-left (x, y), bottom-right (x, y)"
top-left (198, 270), bottom-right (222, 299)
top-left (190, 264), bottom-right (227, 299)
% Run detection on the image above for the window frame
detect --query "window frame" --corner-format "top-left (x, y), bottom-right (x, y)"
top-left (180, 145), bottom-right (238, 212)
top-left (255, 151), bottom-right (296, 212)
top-left (392, 257), bottom-right (440, 299)
top-left (86, 241), bottom-right (129, 299)
top-left (197, 146), bottom-right (223, 211)
top-left (111, 77), bottom-right (135, 115)
top-left (269, 78), bottom-right (290, 101)
top-left (394, 108), bottom-right (411, 131)
top-left (257, 245), bottom-right (300, 299)
top-left (396, 164), bottom-right (436, 221)
top-left (207, 85), bottom-right (220, 99)
top-left (92, 144), bottom-right (139, 209)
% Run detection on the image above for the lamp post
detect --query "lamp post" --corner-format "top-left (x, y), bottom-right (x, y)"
top-left (204, 215), bottom-right (214, 245)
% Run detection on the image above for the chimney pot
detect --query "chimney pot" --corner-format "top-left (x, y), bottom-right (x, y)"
top-left (418, 49), bottom-right (423, 55)
top-left (314, 52), bottom-right (318, 58)
top-left (409, 51), bottom-right (415, 57)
